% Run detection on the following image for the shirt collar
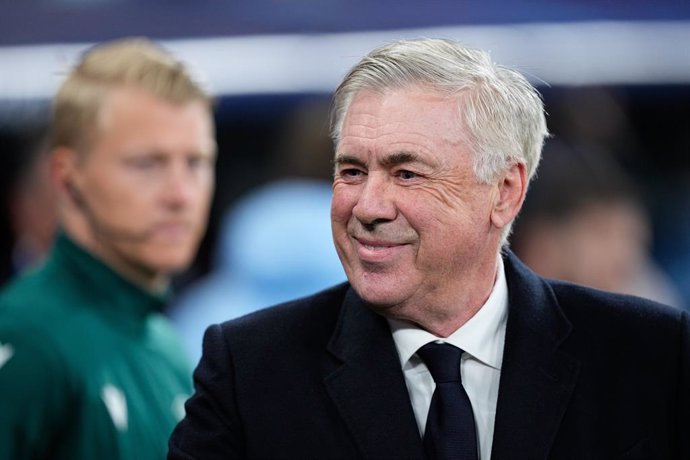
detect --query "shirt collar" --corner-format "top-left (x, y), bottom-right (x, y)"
top-left (50, 231), bottom-right (169, 318)
top-left (388, 256), bottom-right (508, 370)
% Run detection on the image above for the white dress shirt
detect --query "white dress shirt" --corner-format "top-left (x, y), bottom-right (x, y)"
top-left (387, 257), bottom-right (508, 460)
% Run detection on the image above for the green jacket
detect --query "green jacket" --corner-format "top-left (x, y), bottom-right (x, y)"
top-left (0, 233), bottom-right (192, 459)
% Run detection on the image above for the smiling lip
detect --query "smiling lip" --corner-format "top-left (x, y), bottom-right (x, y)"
top-left (354, 237), bottom-right (407, 263)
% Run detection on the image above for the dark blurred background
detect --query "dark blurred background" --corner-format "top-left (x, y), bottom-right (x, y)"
top-left (1, 1), bottom-right (688, 309)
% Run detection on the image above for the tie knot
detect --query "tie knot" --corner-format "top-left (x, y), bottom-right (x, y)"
top-left (417, 342), bottom-right (464, 384)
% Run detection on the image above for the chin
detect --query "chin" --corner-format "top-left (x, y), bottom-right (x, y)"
top-left (352, 281), bottom-right (407, 310)
top-left (145, 252), bottom-right (195, 274)
top-left (346, 265), bottom-right (410, 301)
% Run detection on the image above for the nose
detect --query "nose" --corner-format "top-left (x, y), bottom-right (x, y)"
top-left (352, 172), bottom-right (397, 227)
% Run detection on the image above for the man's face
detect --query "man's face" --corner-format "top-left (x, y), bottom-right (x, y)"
top-left (69, 86), bottom-right (215, 287)
top-left (331, 86), bottom-right (501, 315)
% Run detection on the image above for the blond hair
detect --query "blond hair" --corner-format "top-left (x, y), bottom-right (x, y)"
top-left (51, 37), bottom-right (211, 152)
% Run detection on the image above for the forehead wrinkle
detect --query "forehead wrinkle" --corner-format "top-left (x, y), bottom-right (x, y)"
top-left (343, 110), bottom-right (380, 139)
top-left (340, 91), bottom-right (468, 169)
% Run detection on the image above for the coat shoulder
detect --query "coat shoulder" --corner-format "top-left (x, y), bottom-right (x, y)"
top-left (545, 278), bottom-right (688, 359)
top-left (217, 282), bottom-right (351, 347)
top-left (548, 278), bottom-right (684, 326)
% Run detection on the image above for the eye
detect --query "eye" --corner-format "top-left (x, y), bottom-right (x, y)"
top-left (337, 167), bottom-right (366, 181)
top-left (188, 156), bottom-right (201, 169)
top-left (398, 170), bottom-right (418, 180)
top-left (188, 155), bottom-right (212, 170)
top-left (126, 155), bottom-right (161, 170)
top-left (342, 168), bottom-right (363, 177)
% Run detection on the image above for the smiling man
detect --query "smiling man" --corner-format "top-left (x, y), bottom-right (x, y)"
top-left (0, 38), bottom-right (216, 460)
top-left (169, 39), bottom-right (689, 460)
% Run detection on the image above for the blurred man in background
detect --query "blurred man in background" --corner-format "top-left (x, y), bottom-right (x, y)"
top-left (511, 140), bottom-right (685, 309)
top-left (0, 38), bottom-right (216, 459)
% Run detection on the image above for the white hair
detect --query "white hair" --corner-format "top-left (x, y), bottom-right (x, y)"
top-left (330, 38), bottom-right (548, 186)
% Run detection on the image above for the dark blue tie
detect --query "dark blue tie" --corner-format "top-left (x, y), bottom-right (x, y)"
top-left (417, 342), bottom-right (478, 460)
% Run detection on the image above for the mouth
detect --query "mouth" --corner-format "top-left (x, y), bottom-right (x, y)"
top-left (358, 239), bottom-right (398, 250)
top-left (353, 237), bottom-right (408, 263)
top-left (153, 222), bottom-right (193, 239)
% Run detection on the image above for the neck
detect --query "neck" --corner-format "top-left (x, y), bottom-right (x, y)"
top-left (61, 211), bottom-right (169, 294)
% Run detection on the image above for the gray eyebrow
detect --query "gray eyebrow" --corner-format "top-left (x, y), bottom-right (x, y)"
top-left (334, 154), bottom-right (365, 167)
top-left (335, 151), bottom-right (429, 168)
top-left (380, 151), bottom-right (420, 168)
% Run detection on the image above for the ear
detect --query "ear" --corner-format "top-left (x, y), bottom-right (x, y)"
top-left (490, 162), bottom-right (527, 230)
top-left (50, 146), bottom-right (80, 194)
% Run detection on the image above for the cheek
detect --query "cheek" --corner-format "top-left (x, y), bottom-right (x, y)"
top-left (193, 184), bottom-right (214, 214)
top-left (402, 186), bottom-right (466, 229)
top-left (330, 187), bottom-right (355, 224)
top-left (91, 184), bottom-right (142, 219)
top-left (404, 193), bottom-right (487, 255)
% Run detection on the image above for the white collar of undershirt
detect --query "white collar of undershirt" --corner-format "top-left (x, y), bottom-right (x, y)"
top-left (387, 256), bottom-right (508, 371)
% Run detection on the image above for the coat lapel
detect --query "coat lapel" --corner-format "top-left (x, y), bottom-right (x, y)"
top-left (324, 288), bottom-right (425, 459)
top-left (491, 251), bottom-right (580, 459)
